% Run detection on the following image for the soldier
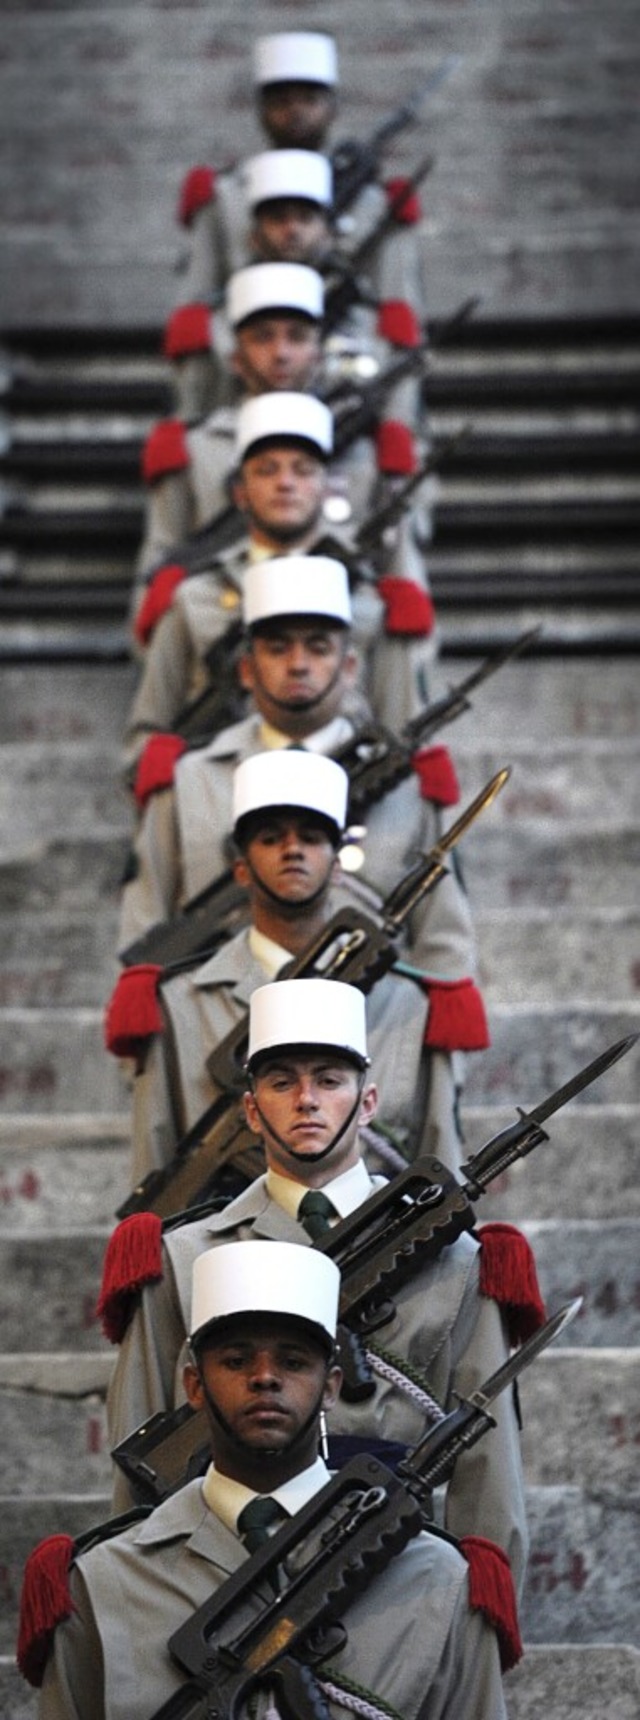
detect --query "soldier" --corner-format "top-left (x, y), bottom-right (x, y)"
top-left (117, 555), bottom-right (476, 1100)
top-left (20, 1240), bottom-right (512, 1716)
top-left (122, 393), bottom-right (436, 776)
top-left (100, 978), bottom-right (538, 1611)
top-left (107, 749), bottom-right (469, 1189)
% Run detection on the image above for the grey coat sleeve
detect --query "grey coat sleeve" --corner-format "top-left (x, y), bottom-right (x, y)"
top-left (39, 1570), bottom-right (105, 1720)
top-left (417, 1576), bottom-right (509, 1720)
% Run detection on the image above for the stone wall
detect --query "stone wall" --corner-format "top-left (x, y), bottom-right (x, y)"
top-left (3, 0), bottom-right (639, 325)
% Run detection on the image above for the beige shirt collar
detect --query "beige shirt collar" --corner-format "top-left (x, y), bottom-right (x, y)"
top-left (201, 1456), bottom-right (331, 1535)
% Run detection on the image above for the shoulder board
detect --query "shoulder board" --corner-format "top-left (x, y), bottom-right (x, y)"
top-left (133, 562), bottom-right (188, 648)
top-left (378, 573), bottom-right (435, 636)
top-left (178, 164), bottom-right (217, 226)
top-left (163, 303), bottom-right (214, 360)
top-left (422, 975), bottom-right (490, 1054)
top-left (17, 1508), bottom-right (153, 1687)
top-left (377, 299), bottom-right (422, 348)
top-left (411, 743), bottom-right (459, 803)
top-left (375, 419), bottom-right (417, 475)
top-left (133, 731), bottom-right (188, 808)
top-left (477, 1222), bottom-right (546, 1345)
top-left (460, 1534), bottom-right (522, 1672)
top-left (141, 418), bottom-right (190, 484)
top-left (384, 175), bottom-right (422, 224)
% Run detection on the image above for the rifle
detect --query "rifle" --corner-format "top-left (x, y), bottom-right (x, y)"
top-left (122, 625), bottom-right (538, 970)
top-left (328, 291), bottom-right (480, 457)
top-left (331, 55), bottom-right (460, 217)
top-left (324, 151), bottom-right (436, 335)
top-left (112, 1033), bottom-right (635, 1506)
top-left (147, 1298), bottom-right (578, 1720)
top-left (116, 766), bottom-right (508, 1223)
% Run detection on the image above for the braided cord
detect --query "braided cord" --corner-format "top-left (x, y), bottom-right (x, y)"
top-left (366, 1341), bottom-right (446, 1423)
top-left (319, 1674), bottom-right (405, 1720)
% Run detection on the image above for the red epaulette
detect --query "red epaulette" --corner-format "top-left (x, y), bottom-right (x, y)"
top-left (460, 1535), bottom-right (523, 1672)
top-left (478, 1221), bottom-right (547, 1346)
top-left (18, 1510), bottom-right (152, 1686)
top-left (384, 174), bottom-right (422, 224)
top-left (133, 732), bottom-right (188, 808)
top-left (177, 164), bottom-right (217, 227)
top-left (163, 303), bottom-right (213, 360)
top-left (411, 744), bottom-right (459, 804)
top-left (104, 964), bottom-right (164, 1058)
top-left (423, 976), bottom-right (490, 1053)
top-left (141, 418), bottom-right (190, 484)
top-left (378, 574), bottom-right (435, 636)
top-left (134, 562), bottom-right (188, 648)
top-left (97, 1211), bottom-right (165, 1342)
top-left (375, 419), bottom-right (417, 475)
top-left (377, 299), bottom-right (422, 348)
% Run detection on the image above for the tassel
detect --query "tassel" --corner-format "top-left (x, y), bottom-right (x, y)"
top-left (133, 732), bottom-right (187, 808)
top-left (412, 745), bottom-right (459, 805)
top-left (141, 419), bottom-right (189, 484)
top-left (97, 1212), bottom-right (164, 1343)
top-left (134, 563), bottom-right (187, 647)
top-left (378, 575), bottom-right (434, 635)
top-left (376, 299), bottom-right (421, 348)
top-left (460, 1535), bottom-right (523, 1672)
top-left (384, 175), bottom-right (422, 224)
top-left (478, 1222), bottom-right (546, 1345)
top-left (375, 419), bottom-right (417, 475)
top-left (163, 303), bottom-right (213, 360)
top-left (17, 1534), bottom-right (75, 1687)
top-left (177, 164), bottom-right (217, 227)
top-left (423, 976), bottom-right (490, 1052)
top-left (103, 965), bottom-right (164, 1058)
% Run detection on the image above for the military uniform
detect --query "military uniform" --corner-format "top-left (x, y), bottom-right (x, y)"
top-left (126, 909), bottom-right (464, 1188)
top-left (104, 1175), bottom-right (530, 1596)
top-left (35, 1465), bottom-right (508, 1719)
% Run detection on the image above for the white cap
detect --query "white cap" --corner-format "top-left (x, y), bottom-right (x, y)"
top-left (236, 392), bottom-right (333, 463)
top-left (227, 263), bottom-right (323, 329)
top-left (243, 149), bottom-right (332, 211)
top-left (233, 750), bottom-right (348, 839)
top-left (248, 978), bottom-right (369, 1069)
top-left (190, 1240), bottom-right (340, 1353)
top-left (243, 555), bottom-right (351, 629)
top-left (254, 32), bottom-right (338, 89)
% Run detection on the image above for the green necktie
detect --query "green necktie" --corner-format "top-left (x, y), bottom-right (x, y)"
top-left (236, 1495), bottom-right (288, 1554)
top-left (298, 1189), bottom-right (337, 1240)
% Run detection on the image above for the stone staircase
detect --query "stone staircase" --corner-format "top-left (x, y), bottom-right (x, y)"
top-left (0, 324), bottom-right (639, 1716)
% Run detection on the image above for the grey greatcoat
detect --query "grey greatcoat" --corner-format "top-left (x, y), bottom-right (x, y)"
top-left (128, 916), bottom-right (464, 1187)
top-left (106, 1185), bottom-right (528, 1597)
top-left (38, 1473), bottom-right (507, 1720)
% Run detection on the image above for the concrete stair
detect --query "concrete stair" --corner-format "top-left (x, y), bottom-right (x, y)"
top-left (1, 488), bottom-right (639, 1708)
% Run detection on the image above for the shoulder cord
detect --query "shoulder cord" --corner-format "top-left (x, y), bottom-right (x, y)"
top-left (317, 1675), bottom-right (405, 1720)
top-left (366, 1340), bottom-right (446, 1425)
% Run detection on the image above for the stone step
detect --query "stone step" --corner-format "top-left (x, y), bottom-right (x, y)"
top-left (2, 1482), bottom-right (638, 1656)
top-left (0, 1116), bottom-right (128, 1229)
top-left (454, 741), bottom-right (640, 822)
top-left (464, 1004), bottom-right (640, 1107)
top-left (464, 1105), bottom-right (640, 1221)
top-left (0, 1010), bottom-right (126, 1114)
top-left (442, 654), bottom-right (640, 744)
top-left (3, 1649), bottom-right (640, 1720)
top-left (0, 913), bottom-right (119, 1006)
top-left (1, 1218), bottom-right (638, 1353)
top-left (0, 665), bottom-right (135, 742)
top-left (463, 826), bottom-right (640, 911)
top-left (440, 603), bottom-right (640, 652)
top-left (1, 1348), bottom-right (635, 1498)
top-left (475, 909), bottom-right (640, 1005)
top-left (0, 745), bottom-right (130, 850)
top-left (0, 833), bottom-right (130, 910)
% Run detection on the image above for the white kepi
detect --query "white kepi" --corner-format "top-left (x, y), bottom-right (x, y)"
top-left (247, 977), bottom-right (369, 1070)
top-left (243, 149), bottom-right (332, 213)
top-left (227, 262), bottom-right (324, 330)
top-left (232, 751), bottom-right (348, 840)
top-left (242, 554), bottom-right (351, 630)
top-left (236, 391), bottom-right (333, 464)
top-left (189, 1239), bottom-right (340, 1355)
top-left (253, 32), bottom-right (338, 89)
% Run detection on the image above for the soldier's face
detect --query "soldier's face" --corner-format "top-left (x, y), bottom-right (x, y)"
top-left (260, 83), bottom-right (335, 149)
top-left (185, 1315), bottom-right (340, 1475)
top-left (235, 315), bottom-right (321, 394)
top-left (253, 199), bottom-right (330, 265)
top-left (244, 1053), bottom-right (377, 1177)
top-left (237, 814), bottom-right (337, 907)
top-left (240, 622), bottom-right (357, 735)
top-left (235, 446), bottom-right (325, 544)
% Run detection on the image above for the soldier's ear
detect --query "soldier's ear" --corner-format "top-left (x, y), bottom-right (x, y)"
top-left (233, 854), bottom-right (251, 890)
top-left (238, 651), bottom-right (256, 692)
top-left (183, 1361), bottom-right (206, 1410)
